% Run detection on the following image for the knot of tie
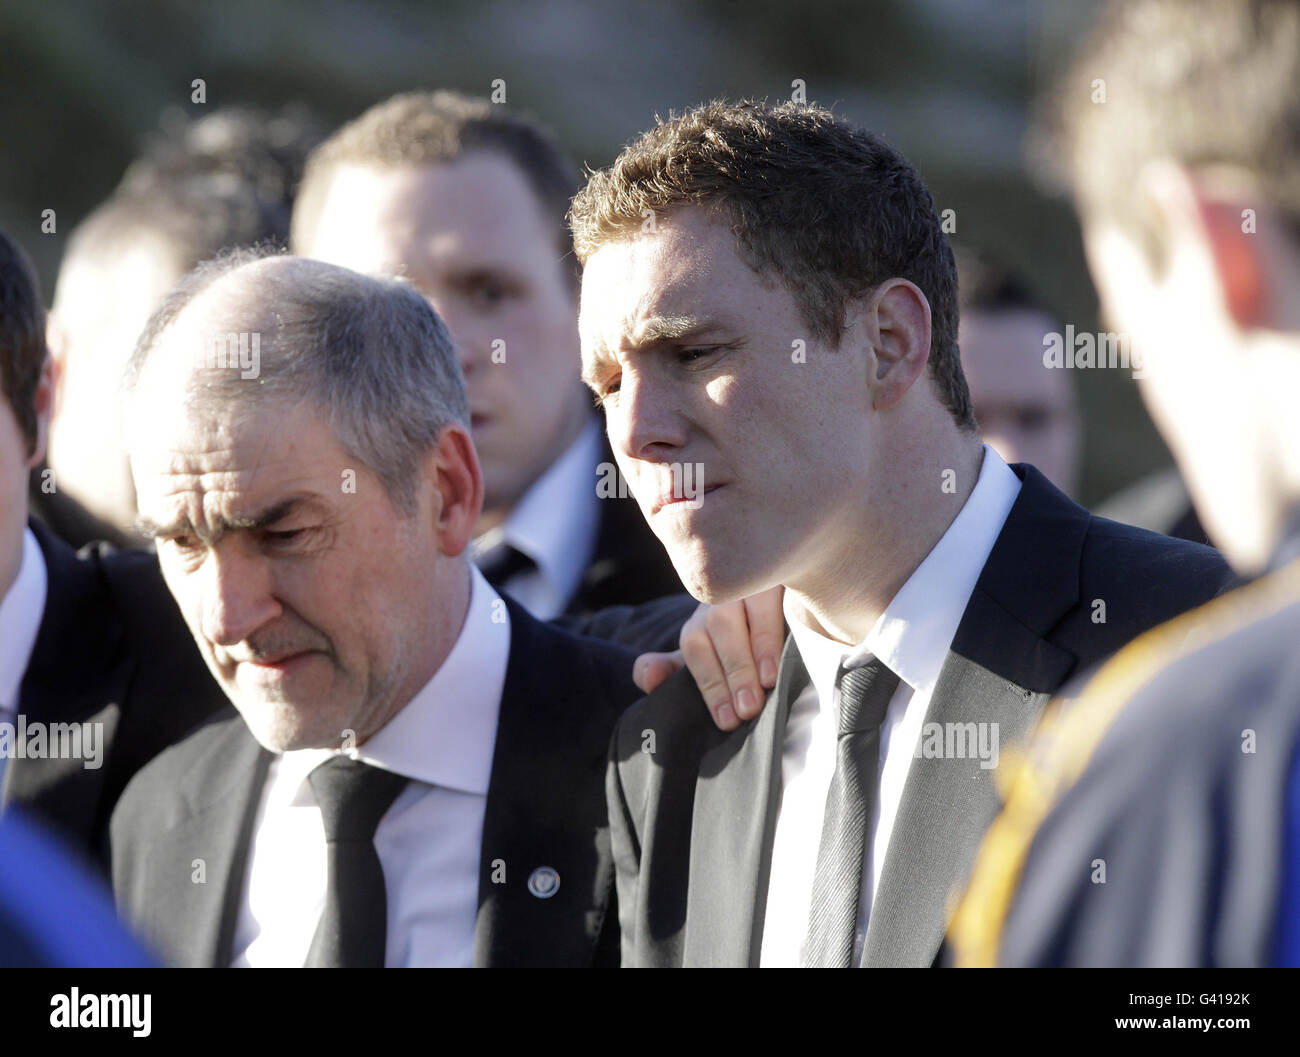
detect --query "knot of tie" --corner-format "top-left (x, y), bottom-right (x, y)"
top-left (836, 657), bottom-right (900, 736)
top-left (309, 755), bottom-right (409, 843)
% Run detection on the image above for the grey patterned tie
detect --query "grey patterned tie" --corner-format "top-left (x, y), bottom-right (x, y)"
top-left (304, 755), bottom-right (408, 968)
top-left (804, 656), bottom-right (901, 968)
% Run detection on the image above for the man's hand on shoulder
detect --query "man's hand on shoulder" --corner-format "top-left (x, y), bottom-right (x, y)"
top-left (632, 585), bottom-right (785, 731)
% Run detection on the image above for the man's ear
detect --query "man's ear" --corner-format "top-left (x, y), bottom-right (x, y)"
top-left (428, 423), bottom-right (484, 557)
top-left (856, 278), bottom-right (932, 412)
top-left (45, 311), bottom-right (67, 426)
top-left (1139, 161), bottom-right (1272, 330)
top-left (1192, 191), bottom-right (1272, 331)
top-left (28, 355), bottom-right (54, 469)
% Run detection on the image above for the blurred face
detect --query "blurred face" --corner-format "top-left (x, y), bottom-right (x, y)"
top-left (579, 207), bottom-right (874, 603)
top-left (1084, 167), bottom-right (1300, 571)
top-left (48, 235), bottom-right (187, 538)
top-left (959, 308), bottom-right (1080, 495)
top-left (129, 329), bottom-right (461, 751)
top-left (301, 153), bottom-right (588, 521)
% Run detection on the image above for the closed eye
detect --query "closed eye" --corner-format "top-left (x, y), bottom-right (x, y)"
top-left (591, 376), bottom-right (621, 406)
top-left (675, 344), bottom-right (733, 369)
top-left (263, 528), bottom-right (314, 549)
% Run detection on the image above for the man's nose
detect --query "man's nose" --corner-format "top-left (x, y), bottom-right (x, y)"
top-left (198, 544), bottom-right (280, 649)
top-left (607, 367), bottom-right (688, 463)
top-left (435, 305), bottom-right (489, 380)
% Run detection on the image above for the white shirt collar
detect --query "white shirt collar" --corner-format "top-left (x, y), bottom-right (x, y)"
top-left (0, 528), bottom-right (49, 714)
top-left (471, 417), bottom-right (603, 616)
top-left (274, 562), bottom-right (511, 800)
top-left (786, 446), bottom-right (1022, 705)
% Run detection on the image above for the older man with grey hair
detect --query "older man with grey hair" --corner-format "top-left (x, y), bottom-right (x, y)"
top-left (109, 250), bottom-right (647, 967)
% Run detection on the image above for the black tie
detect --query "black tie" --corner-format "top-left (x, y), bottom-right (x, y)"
top-left (805, 656), bottom-right (901, 968)
top-left (304, 756), bottom-right (408, 968)
top-left (476, 544), bottom-right (536, 592)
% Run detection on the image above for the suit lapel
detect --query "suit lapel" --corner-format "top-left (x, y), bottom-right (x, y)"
top-left (683, 635), bottom-right (807, 966)
top-left (3, 522), bottom-right (130, 843)
top-left (861, 615), bottom-right (1067, 966)
top-left (474, 599), bottom-right (629, 966)
top-left (145, 718), bottom-right (271, 967)
top-left (862, 465), bottom-right (1089, 966)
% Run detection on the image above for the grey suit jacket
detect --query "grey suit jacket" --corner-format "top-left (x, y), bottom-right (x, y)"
top-left (607, 465), bottom-right (1237, 967)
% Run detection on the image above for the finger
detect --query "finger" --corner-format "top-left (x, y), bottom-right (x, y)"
top-left (679, 607), bottom-right (740, 730)
top-left (743, 585), bottom-right (786, 690)
top-left (633, 651), bottom-right (684, 695)
top-left (701, 602), bottom-right (765, 723)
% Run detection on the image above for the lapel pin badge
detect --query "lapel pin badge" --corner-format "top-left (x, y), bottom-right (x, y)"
top-left (527, 866), bottom-right (560, 899)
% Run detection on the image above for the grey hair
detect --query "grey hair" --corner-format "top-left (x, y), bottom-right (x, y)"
top-left (124, 246), bottom-right (469, 515)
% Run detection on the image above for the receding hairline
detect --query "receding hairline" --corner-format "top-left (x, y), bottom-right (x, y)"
top-left (145, 256), bottom-right (366, 343)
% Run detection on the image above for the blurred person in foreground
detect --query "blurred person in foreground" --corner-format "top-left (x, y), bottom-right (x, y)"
top-left (0, 807), bottom-right (154, 968)
top-left (949, 0), bottom-right (1300, 967)
top-left (291, 91), bottom-right (682, 621)
top-left (572, 99), bottom-right (1233, 967)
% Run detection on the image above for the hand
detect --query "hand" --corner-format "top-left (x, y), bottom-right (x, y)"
top-left (631, 585), bottom-right (786, 731)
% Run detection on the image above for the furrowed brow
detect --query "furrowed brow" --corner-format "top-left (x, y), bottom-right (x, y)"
top-left (582, 315), bottom-right (728, 392)
top-left (227, 497), bottom-right (309, 533)
top-left (137, 495), bottom-right (313, 545)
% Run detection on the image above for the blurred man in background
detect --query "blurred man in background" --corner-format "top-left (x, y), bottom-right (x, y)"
top-left (37, 106), bottom-right (322, 548)
top-left (291, 91), bottom-right (683, 620)
top-left (954, 246), bottom-right (1081, 498)
top-left (951, 0), bottom-right (1300, 967)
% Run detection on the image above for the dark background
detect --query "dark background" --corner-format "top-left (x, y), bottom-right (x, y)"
top-left (0, 0), bottom-right (1171, 505)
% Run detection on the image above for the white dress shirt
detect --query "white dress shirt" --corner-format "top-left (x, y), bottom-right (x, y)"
top-left (759, 446), bottom-right (1022, 967)
top-left (230, 563), bottom-right (511, 968)
top-left (470, 416), bottom-right (603, 619)
top-left (0, 528), bottom-right (49, 793)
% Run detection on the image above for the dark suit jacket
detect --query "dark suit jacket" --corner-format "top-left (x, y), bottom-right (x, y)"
top-left (110, 596), bottom-right (644, 968)
top-left (1, 521), bottom-right (227, 865)
top-left (607, 464), bottom-right (1237, 967)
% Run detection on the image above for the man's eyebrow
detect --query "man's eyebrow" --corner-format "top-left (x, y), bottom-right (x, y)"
top-left (630, 314), bottom-right (717, 347)
top-left (135, 495), bottom-right (318, 544)
top-left (581, 315), bottom-right (723, 389)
